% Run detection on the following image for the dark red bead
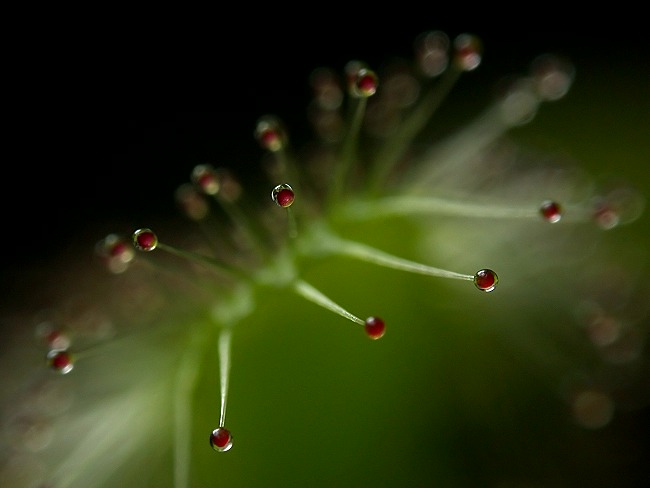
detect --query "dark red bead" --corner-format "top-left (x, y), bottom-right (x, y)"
top-left (272, 184), bottom-right (295, 208)
top-left (356, 72), bottom-right (378, 96)
top-left (47, 350), bottom-right (74, 374)
top-left (364, 316), bottom-right (385, 340)
top-left (540, 200), bottom-right (562, 223)
top-left (133, 229), bottom-right (158, 252)
top-left (261, 129), bottom-right (280, 148)
top-left (210, 427), bottom-right (233, 452)
top-left (474, 269), bottom-right (498, 292)
top-left (454, 34), bottom-right (482, 71)
top-left (276, 188), bottom-right (294, 208)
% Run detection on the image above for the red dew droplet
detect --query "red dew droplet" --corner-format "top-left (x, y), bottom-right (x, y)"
top-left (272, 184), bottom-right (295, 208)
top-left (45, 330), bottom-right (71, 351)
top-left (36, 322), bottom-right (72, 351)
top-left (364, 316), bottom-right (386, 340)
top-left (354, 69), bottom-right (379, 97)
top-left (453, 33), bottom-right (482, 71)
top-left (47, 350), bottom-right (74, 374)
top-left (277, 189), bottom-right (294, 207)
top-left (108, 240), bottom-right (127, 257)
top-left (191, 164), bottom-right (221, 195)
top-left (255, 116), bottom-right (285, 152)
top-left (132, 228), bottom-right (158, 252)
top-left (210, 427), bottom-right (233, 452)
top-left (260, 129), bottom-right (281, 150)
top-left (540, 200), bottom-right (562, 223)
top-left (197, 172), bottom-right (219, 195)
top-left (474, 269), bottom-right (498, 292)
top-left (96, 234), bottom-right (136, 274)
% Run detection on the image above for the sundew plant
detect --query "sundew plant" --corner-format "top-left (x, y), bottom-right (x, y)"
top-left (1, 26), bottom-right (649, 487)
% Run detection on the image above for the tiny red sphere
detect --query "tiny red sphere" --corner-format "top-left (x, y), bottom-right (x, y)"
top-left (276, 188), bottom-right (295, 208)
top-left (133, 229), bottom-right (158, 252)
top-left (540, 200), bottom-right (562, 223)
top-left (255, 116), bottom-right (285, 152)
top-left (454, 34), bottom-right (482, 71)
top-left (48, 350), bottom-right (74, 374)
top-left (260, 129), bottom-right (280, 149)
top-left (356, 72), bottom-right (378, 96)
top-left (197, 172), bottom-right (219, 195)
top-left (45, 329), bottom-right (71, 351)
top-left (109, 240), bottom-right (128, 257)
top-left (210, 427), bottom-right (233, 452)
top-left (474, 269), bottom-right (498, 292)
top-left (51, 351), bottom-right (70, 369)
top-left (272, 184), bottom-right (295, 208)
top-left (364, 316), bottom-right (386, 340)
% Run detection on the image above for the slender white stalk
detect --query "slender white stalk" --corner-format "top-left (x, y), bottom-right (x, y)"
top-left (293, 279), bottom-right (365, 325)
top-left (218, 329), bottom-right (232, 427)
top-left (342, 195), bottom-right (539, 221)
top-left (327, 236), bottom-right (474, 281)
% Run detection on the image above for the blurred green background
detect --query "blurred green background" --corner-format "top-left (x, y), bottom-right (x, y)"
top-left (2, 16), bottom-right (649, 488)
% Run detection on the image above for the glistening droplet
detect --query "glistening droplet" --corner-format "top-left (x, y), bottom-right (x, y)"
top-left (540, 200), bottom-right (562, 223)
top-left (474, 269), bottom-right (498, 292)
top-left (351, 68), bottom-right (379, 98)
top-left (255, 115), bottom-right (286, 152)
top-left (46, 350), bottom-right (74, 375)
top-left (210, 427), bottom-right (233, 452)
top-left (364, 316), bottom-right (386, 340)
top-left (132, 228), bottom-right (158, 252)
top-left (453, 33), bottom-right (482, 71)
top-left (271, 184), bottom-right (295, 208)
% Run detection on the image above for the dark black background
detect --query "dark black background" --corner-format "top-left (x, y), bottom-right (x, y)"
top-left (3, 13), bottom-right (649, 284)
